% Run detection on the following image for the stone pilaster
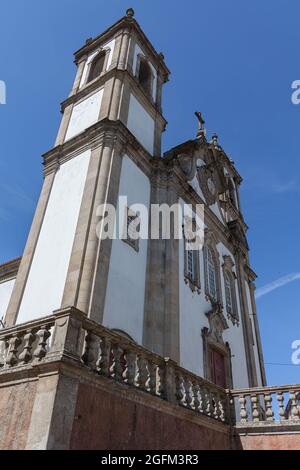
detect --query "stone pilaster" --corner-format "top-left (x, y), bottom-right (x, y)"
top-left (248, 281), bottom-right (267, 386)
top-left (143, 168), bottom-right (180, 362)
top-left (235, 251), bottom-right (258, 387)
top-left (75, 134), bottom-right (124, 322)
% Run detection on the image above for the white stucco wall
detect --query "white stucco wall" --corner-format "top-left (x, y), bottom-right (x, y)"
top-left (0, 279), bottom-right (15, 321)
top-left (65, 89), bottom-right (103, 141)
top-left (179, 200), bottom-right (210, 376)
top-left (126, 94), bottom-right (155, 155)
top-left (79, 38), bottom-right (115, 88)
top-left (103, 155), bottom-right (150, 343)
top-left (17, 150), bottom-right (91, 324)
top-left (179, 209), bottom-right (249, 387)
top-left (218, 243), bottom-right (249, 388)
top-left (132, 43), bottom-right (157, 101)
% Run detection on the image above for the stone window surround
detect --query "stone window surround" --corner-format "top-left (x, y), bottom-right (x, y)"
top-left (183, 217), bottom-right (201, 294)
top-left (203, 230), bottom-right (222, 305)
top-left (222, 255), bottom-right (239, 326)
top-left (202, 326), bottom-right (233, 389)
top-left (84, 47), bottom-right (112, 87)
top-left (135, 53), bottom-right (155, 104)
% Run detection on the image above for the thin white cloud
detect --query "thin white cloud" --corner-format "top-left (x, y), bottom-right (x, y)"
top-left (255, 273), bottom-right (300, 299)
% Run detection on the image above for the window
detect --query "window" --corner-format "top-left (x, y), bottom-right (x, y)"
top-left (228, 179), bottom-right (237, 208)
top-left (206, 247), bottom-right (217, 301)
top-left (138, 57), bottom-right (153, 97)
top-left (222, 256), bottom-right (239, 325)
top-left (184, 247), bottom-right (200, 292)
top-left (183, 218), bottom-right (201, 293)
top-left (123, 208), bottom-right (140, 252)
top-left (224, 273), bottom-right (233, 315)
top-left (87, 52), bottom-right (106, 83)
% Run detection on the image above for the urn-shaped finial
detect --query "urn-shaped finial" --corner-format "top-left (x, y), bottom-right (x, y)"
top-left (126, 8), bottom-right (135, 17)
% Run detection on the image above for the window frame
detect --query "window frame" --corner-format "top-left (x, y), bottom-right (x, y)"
top-left (222, 255), bottom-right (239, 325)
top-left (183, 218), bottom-right (201, 293)
top-left (136, 54), bottom-right (155, 100)
top-left (203, 237), bottom-right (221, 304)
top-left (85, 48), bottom-right (110, 85)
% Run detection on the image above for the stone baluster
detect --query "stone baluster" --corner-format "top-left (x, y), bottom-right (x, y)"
top-left (96, 336), bottom-right (111, 376)
top-left (19, 330), bottom-right (35, 364)
top-left (157, 364), bottom-right (165, 398)
top-left (239, 395), bottom-right (248, 423)
top-left (213, 393), bottom-right (223, 421)
top-left (175, 372), bottom-right (184, 406)
top-left (81, 332), bottom-right (99, 369)
top-left (276, 392), bottom-right (286, 421)
top-left (109, 343), bottom-right (124, 380)
top-left (205, 389), bottom-right (213, 417)
top-left (33, 326), bottom-right (51, 360)
top-left (264, 393), bottom-right (274, 422)
top-left (146, 360), bottom-right (157, 394)
top-left (289, 391), bottom-right (300, 421)
top-left (192, 381), bottom-right (200, 412)
top-left (218, 396), bottom-right (226, 422)
top-left (135, 354), bottom-right (149, 390)
top-left (123, 349), bottom-right (136, 385)
top-left (251, 394), bottom-right (260, 423)
top-left (198, 385), bottom-right (206, 414)
top-left (183, 376), bottom-right (193, 409)
top-left (211, 393), bottom-right (219, 420)
top-left (6, 334), bottom-right (22, 367)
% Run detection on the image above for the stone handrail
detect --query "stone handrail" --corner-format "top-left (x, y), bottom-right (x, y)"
top-left (0, 314), bottom-right (55, 367)
top-left (0, 307), bottom-right (229, 425)
top-left (229, 385), bottom-right (300, 425)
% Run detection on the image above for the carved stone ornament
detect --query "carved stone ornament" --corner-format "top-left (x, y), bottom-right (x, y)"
top-left (197, 165), bottom-right (218, 206)
top-left (178, 153), bottom-right (197, 181)
top-left (205, 302), bottom-right (229, 344)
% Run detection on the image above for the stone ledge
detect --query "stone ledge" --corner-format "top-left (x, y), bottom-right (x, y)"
top-left (0, 257), bottom-right (21, 283)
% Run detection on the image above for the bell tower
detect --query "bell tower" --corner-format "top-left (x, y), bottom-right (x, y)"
top-left (5, 9), bottom-right (170, 327)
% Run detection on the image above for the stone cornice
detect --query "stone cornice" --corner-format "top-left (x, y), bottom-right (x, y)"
top-left (42, 118), bottom-right (155, 176)
top-left (60, 68), bottom-right (167, 127)
top-left (0, 257), bottom-right (21, 283)
top-left (74, 15), bottom-right (170, 80)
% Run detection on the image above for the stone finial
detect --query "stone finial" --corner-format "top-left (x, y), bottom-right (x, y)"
top-left (211, 133), bottom-right (218, 147)
top-left (195, 111), bottom-right (206, 138)
top-left (126, 8), bottom-right (135, 17)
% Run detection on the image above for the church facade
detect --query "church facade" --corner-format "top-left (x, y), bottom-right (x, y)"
top-left (4, 9), bottom-right (299, 451)
top-left (0, 9), bottom-right (265, 392)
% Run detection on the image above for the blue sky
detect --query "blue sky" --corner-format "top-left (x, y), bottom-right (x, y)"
top-left (0, 0), bottom-right (299, 386)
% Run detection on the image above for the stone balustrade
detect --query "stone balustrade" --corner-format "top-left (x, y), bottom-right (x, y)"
top-left (0, 307), bottom-right (229, 424)
top-left (0, 314), bottom-right (55, 367)
top-left (2, 307), bottom-right (300, 429)
top-left (229, 385), bottom-right (300, 426)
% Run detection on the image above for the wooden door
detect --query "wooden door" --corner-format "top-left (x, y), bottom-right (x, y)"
top-left (209, 347), bottom-right (226, 388)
